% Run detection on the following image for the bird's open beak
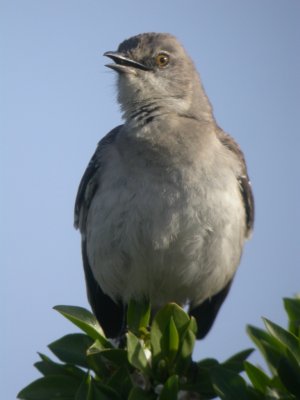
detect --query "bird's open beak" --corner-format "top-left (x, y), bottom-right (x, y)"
top-left (104, 51), bottom-right (150, 73)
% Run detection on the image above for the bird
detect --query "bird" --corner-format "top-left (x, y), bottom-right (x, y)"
top-left (74, 32), bottom-right (254, 340)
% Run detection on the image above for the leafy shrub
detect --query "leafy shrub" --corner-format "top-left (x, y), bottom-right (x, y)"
top-left (18, 297), bottom-right (300, 399)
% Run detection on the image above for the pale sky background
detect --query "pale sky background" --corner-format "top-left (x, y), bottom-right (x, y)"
top-left (1, 1), bottom-right (300, 398)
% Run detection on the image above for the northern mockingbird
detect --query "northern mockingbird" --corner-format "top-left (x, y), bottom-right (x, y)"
top-left (74, 33), bottom-right (254, 339)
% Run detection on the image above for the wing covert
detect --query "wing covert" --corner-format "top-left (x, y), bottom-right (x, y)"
top-left (74, 125), bottom-right (122, 233)
top-left (217, 128), bottom-right (254, 237)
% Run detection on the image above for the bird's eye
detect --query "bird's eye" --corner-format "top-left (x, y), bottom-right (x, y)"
top-left (155, 53), bottom-right (170, 68)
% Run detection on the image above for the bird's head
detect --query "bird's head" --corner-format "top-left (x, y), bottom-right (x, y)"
top-left (104, 33), bottom-right (212, 122)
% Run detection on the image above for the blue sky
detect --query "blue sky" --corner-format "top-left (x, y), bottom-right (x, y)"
top-left (1, 1), bottom-right (300, 398)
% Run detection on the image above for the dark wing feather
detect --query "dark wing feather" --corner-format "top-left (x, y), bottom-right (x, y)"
top-left (74, 125), bottom-right (125, 338)
top-left (190, 279), bottom-right (233, 339)
top-left (81, 237), bottom-right (124, 337)
top-left (74, 125), bottom-right (123, 232)
top-left (216, 128), bottom-right (255, 236)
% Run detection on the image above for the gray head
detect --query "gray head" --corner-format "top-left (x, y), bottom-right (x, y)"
top-left (104, 33), bottom-right (213, 122)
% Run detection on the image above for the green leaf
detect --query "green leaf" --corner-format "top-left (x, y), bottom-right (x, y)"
top-left (107, 366), bottom-right (132, 399)
top-left (197, 358), bottom-right (220, 369)
top-left (222, 348), bottom-right (254, 374)
top-left (127, 331), bottom-right (150, 373)
top-left (48, 333), bottom-right (94, 368)
top-left (180, 327), bottom-right (196, 361)
top-left (259, 342), bottom-right (285, 374)
top-left (244, 387), bottom-right (266, 400)
top-left (155, 359), bottom-right (168, 383)
top-left (128, 387), bottom-right (156, 400)
top-left (107, 367), bottom-right (132, 399)
top-left (211, 367), bottom-right (250, 400)
top-left (182, 359), bottom-right (218, 398)
top-left (34, 353), bottom-right (85, 379)
top-left (17, 375), bottom-right (81, 400)
top-left (284, 297), bottom-right (300, 336)
top-left (247, 325), bottom-right (283, 351)
top-left (75, 375), bottom-right (90, 400)
top-left (86, 351), bottom-right (111, 378)
top-left (263, 318), bottom-right (300, 362)
top-left (244, 361), bottom-right (271, 393)
top-left (87, 342), bottom-right (129, 377)
top-left (151, 303), bottom-right (190, 364)
top-left (159, 375), bottom-right (179, 400)
top-left (187, 315), bottom-right (198, 336)
top-left (87, 340), bottom-right (128, 366)
top-left (162, 316), bottom-right (179, 364)
top-left (175, 328), bottom-right (196, 374)
top-left (54, 305), bottom-right (112, 347)
top-left (100, 348), bottom-right (129, 367)
top-left (277, 351), bottom-right (300, 397)
top-left (87, 379), bottom-right (121, 400)
top-left (247, 325), bottom-right (285, 373)
top-left (127, 299), bottom-right (151, 337)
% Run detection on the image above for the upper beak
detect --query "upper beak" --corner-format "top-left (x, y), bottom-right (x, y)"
top-left (103, 51), bottom-right (150, 73)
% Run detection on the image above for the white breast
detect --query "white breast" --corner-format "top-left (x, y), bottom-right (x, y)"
top-left (86, 130), bottom-right (246, 308)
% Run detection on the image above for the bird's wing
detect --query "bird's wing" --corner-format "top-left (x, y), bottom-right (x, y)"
top-left (190, 279), bottom-right (233, 339)
top-left (74, 125), bottom-right (122, 232)
top-left (74, 125), bottom-right (125, 338)
top-left (216, 128), bottom-right (255, 237)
